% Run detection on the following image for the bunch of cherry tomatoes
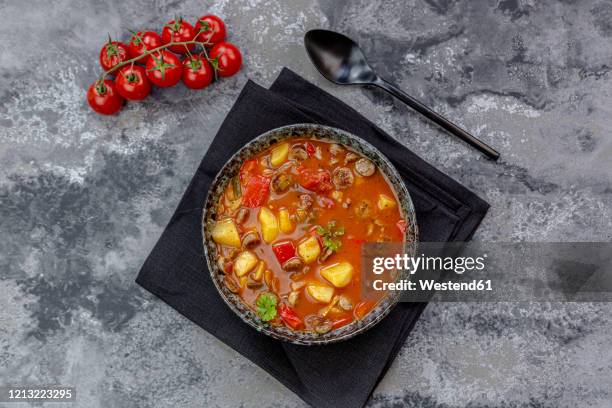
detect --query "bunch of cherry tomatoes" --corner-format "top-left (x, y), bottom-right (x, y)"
top-left (87, 15), bottom-right (242, 115)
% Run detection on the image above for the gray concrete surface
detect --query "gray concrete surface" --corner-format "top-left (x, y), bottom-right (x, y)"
top-left (1, 0), bottom-right (612, 407)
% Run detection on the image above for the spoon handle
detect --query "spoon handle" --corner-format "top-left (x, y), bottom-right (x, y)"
top-left (374, 78), bottom-right (500, 160)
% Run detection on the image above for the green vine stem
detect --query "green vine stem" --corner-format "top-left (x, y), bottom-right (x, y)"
top-left (99, 37), bottom-right (213, 82)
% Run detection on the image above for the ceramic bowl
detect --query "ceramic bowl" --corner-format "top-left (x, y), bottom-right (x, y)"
top-left (202, 124), bottom-right (418, 345)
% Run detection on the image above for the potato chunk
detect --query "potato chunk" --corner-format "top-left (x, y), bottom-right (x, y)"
top-left (320, 262), bottom-right (354, 288)
top-left (258, 207), bottom-right (279, 243)
top-left (211, 218), bottom-right (241, 247)
top-left (297, 236), bottom-right (321, 264)
top-left (306, 283), bottom-right (335, 303)
top-left (377, 194), bottom-right (397, 210)
top-left (270, 142), bottom-right (290, 167)
top-left (278, 208), bottom-right (294, 233)
top-left (234, 251), bottom-right (259, 277)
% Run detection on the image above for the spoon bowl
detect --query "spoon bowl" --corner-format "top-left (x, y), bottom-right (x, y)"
top-left (304, 29), bottom-right (378, 85)
top-left (304, 29), bottom-right (500, 160)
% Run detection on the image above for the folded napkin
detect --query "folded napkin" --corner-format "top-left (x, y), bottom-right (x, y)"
top-left (136, 68), bottom-right (489, 408)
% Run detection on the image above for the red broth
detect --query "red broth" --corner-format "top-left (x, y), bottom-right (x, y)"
top-left (211, 138), bottom-right (404, 333)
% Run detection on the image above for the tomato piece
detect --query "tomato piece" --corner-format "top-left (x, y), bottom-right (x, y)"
top-left (241, 175), bottom-right (271, 207)
top-left (272, 241), bottom-right (297, 265)
top-left (331, 316), bottom-right (353, 330)
top-left (239, 159), bottom-right (258, 184)
top-left (209, 42), bottom-right (242, 77)
top-left (195, 14), bottom-right (226, 46)
top-left (115, 65), bottom-right (151, 101)
top-left (145, 51), bottom-right (183, 87)
top-left (278, 304), bottom-right (302, 329)
top-left (99, 40), bottom-right (129, 71)
top-left (161, 18), bottom-right (197, 54)
top-left (396, 219), bottom-right (407, 235)
top-left (298, 168), bottom-right (333, 192)
top-left (87, 80), bottom-right (124, 115)
top-left (127, 31), bottom-right (163, 61)
top-left (182, 56), bottom-right (214, 89)
top-left (304, 141), bottom-right (315, 156)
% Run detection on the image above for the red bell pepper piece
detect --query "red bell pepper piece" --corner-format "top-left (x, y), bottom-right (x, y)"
top-left (354, 301), bottom-right (374, 320)
top-left (297, 168), bottom-right (333, 192)
top-left (278, 304), bottom-right (303, 329)
top-left (331, 316), bottom-right (353, 330)
top-left (241, 174), bottom-right (271, 207)
top-left (272, 241), bottom-right (296, 265)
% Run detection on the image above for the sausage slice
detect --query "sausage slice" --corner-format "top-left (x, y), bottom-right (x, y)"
top-left (354, 158), bottom-right (375, 177)
top-left (332, 167), bottom-right (354, 190)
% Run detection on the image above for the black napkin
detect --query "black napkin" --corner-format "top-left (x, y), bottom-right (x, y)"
top-left (136, 68), bottom-right (489, 408)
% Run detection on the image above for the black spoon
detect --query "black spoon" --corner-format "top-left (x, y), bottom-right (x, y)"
top-left (304, 29), bottom-right (500, 160)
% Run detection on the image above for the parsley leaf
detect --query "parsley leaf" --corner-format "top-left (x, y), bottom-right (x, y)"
top-left (256, 292), bottom-right (278, 322)
top-left (316, 221), bottom-right (345, 252)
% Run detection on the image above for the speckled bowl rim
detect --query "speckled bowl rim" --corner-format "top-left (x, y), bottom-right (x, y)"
top-left (202, 124), bottom-right (418, 345)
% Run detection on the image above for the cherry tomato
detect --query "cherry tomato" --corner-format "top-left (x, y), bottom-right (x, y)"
top-left (182, 56), bottom-right (214, 89)
top-left (195, 14), bottom-right (226, 46)
top-left (87, 80), bottom-right (124, 115)
top-left (209, 42), bottom-right (242, 77)
top-left (146, 51), bottom-right (183, 87)
top-left (161, 18), bottom-right (196, 54)
top-left (278, 304), bottom-right (302, 329)
top-left (127, 31), bottom-right (163, 61)
top-left (115, 65), bottom-right (151, 101)
top-left (99, 40), bottom-right (129, 71)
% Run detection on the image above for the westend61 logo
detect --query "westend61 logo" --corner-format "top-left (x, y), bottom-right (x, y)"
top-left (372, 253), bottom-right (487, 275)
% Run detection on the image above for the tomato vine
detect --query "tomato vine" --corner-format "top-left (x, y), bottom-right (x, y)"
top-left (98, 38), bottom-right (213, 82)
top-left (87, 14), bottom-right (241, 115)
